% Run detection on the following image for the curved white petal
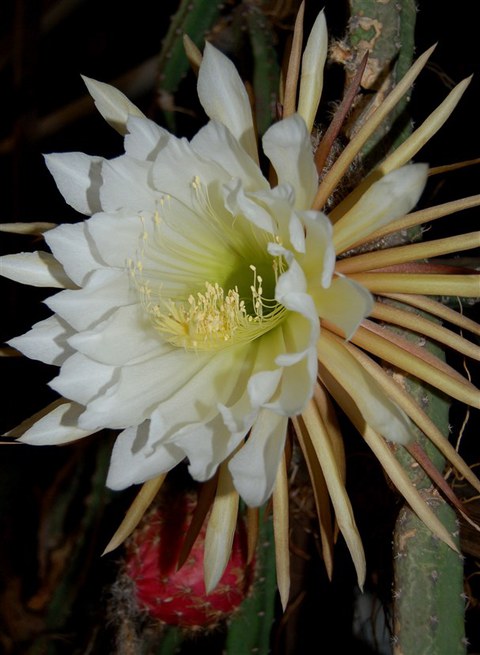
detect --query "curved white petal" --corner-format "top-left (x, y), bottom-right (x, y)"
top-left (46, 269), bottom-right (134, 331)
top-left (192, 120), bottom-right (268, 192)
top-left (85, 212), bottom-right (143, 268)
top-left (106, 423), bottom-right (184, 490)
top-left (301, 210), bottom-right (336, 288)
top-left (44, 152), bottom-right (104, 217)
top-left (49, 352), bottom-right (115, 406)
top-left (99, 156), bottom-right (156, 214)
top-left (45, 221), bottom-right (104, 286)
top-left (223, 179), bottom-right (276, 233)
top-left (124, 115), bottom-right (170, 161)
top-left (316, 276), bottom-right (373, 340)
top-left (68, 304), bottom-right (163, 366)
top-left (229, 409), bottom-right (288, 506)
top-left (151, 132), bottom-right (230, 204)
top-left (263, 114), bottom-right (318, 209)
top-left (174, 415), bottom-right (246, 482)
top-left (333, 163), bottom-right (429, 253)
top-left (8, 315), bottom-right (73, 366)
top-left (197, 43), bottom-right (257, 161)
top-left (82, 76), bottom-right (146, 135)
top-left (18, 402), bottom-right (97, 445)
top-left (78, 344), bottom-right (246, 431)
top-left (0, 252), bottom-right (72, 288)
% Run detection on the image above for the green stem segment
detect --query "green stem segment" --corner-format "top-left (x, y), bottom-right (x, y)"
top-left (345, 2), bottom-right (466, 653)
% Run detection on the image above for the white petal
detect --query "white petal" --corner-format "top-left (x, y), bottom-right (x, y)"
top-left (0, 252), bottom-right (72, 288)
top-left (124, 115), bottom-right (170, 160)
top-left (17, 402), bottom-right (96, 445)
top-left (8, 315), bottom-right (73, 365)
top-left (78, 345), bottom-right (244, 431)
top-left (82, 76), bottom-right (146, 135)
top-left (152, 133), bottom-right (230, 204)
top-left (192, 120), bottom-right (268, 192)
top-left (44, 152), bottom-right (104, 216)
top-left (263, 114), bottom-right (318, 209)
top-left (85, 212), bottom-right (142, 268)
top-left (197, 43), bottom-right (257, 161)
top-left (248, 368), bottom-right (284, 407)
top-left (46, 268), bottom-right (134, 331)
top-left (49, 352), bottom-right (115, 406)
top-left (99, 156), bottom-right (156, 214)
top-left (68, 304), bottom-right (163, 366)
top-left (315, 276), bottom-right (373, 340)
top-left (275, 311), bottom-right (316, 368)
top-left (267, 353), bottom-right (315, 416)
top-left (45, 221), bottom-right (104, 286)
top-left (174, 415), bottom-right (246, 482)
top-left (297, 10), bottom-right (328, 133)
top-left (275, 262), bottom-right (320, 349)
top-left (229, 409), bottom-right (288, 506)
top-left (106, 423), bottom-right (184, 490)
top-left (333, 164), bottom-right (429, 253)
top-left (223, 178), bottom-right (276, 233)
top-left (302, 210), bottom-right (335, 288)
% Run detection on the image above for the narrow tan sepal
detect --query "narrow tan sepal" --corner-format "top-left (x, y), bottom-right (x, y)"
top-left (102, 474), bottom-right (166, 555)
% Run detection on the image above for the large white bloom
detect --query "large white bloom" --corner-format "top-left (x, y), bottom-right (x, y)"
top-left (3, 11), bottom-right (480, 599)
top-left (1, 44), bottom-right (375, 506)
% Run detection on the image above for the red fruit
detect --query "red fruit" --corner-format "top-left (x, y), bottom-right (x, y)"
top-left (124, 492), bottom-right (252, 629)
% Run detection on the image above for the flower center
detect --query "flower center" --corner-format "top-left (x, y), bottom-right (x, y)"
top-left (134, 262), bottom-right (286, 351)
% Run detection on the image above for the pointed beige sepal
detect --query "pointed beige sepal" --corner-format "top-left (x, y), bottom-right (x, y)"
top-left (350, 272), bottom-right (480, 298)
top-left (384, 293), bottom-right (480, 338)
top-left (272, 451), bottom-right (291, 609)
top-left (337, 231), bottom-right (480, 275)
top-left (340, 338), bottom-right (480, 495)
top-left (363, 428), bottom-right (458, 550)
top-left (377, 76), bottom-right (472, 178)
top-left (204, 462), bottom-right (239, 593)
top-left (82, 76), bottom-right (146, 135)
top-left (102, 474), bottom-right (166, 555)
top-left (183, 34), bottom-right (202, 75)
top-left (428, 156), bottom-right (480, 176)
top-left (246, 506), bottom-right (259, 565)
top-left (347, 194), bottom-right (480, 250)
top-left (293, 415), bottom-right (334, 580)
top-left (312, 44), bottom-right (436, 211)
top-left (352, 323), bottom-right (480, 408)
top-left (0, 222), bottom-right (56, 235)
top-left (320, 368), bottom-right (458, 551)
top-left (0, 346), bottom-right (20, 358)
top-left (297, 9), bottom-right (328, 133)
top-left (333, 76), bottom-right (473, 219)
top-left (282, 1), bottom-right (305, 118)
top-left (301, 399), bottom-right (366, 588)
top-left (369, 301), bottom-right (480, 361)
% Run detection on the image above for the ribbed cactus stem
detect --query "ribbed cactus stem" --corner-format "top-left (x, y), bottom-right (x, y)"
top-left (393, 498), bottom-right (465, 655)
